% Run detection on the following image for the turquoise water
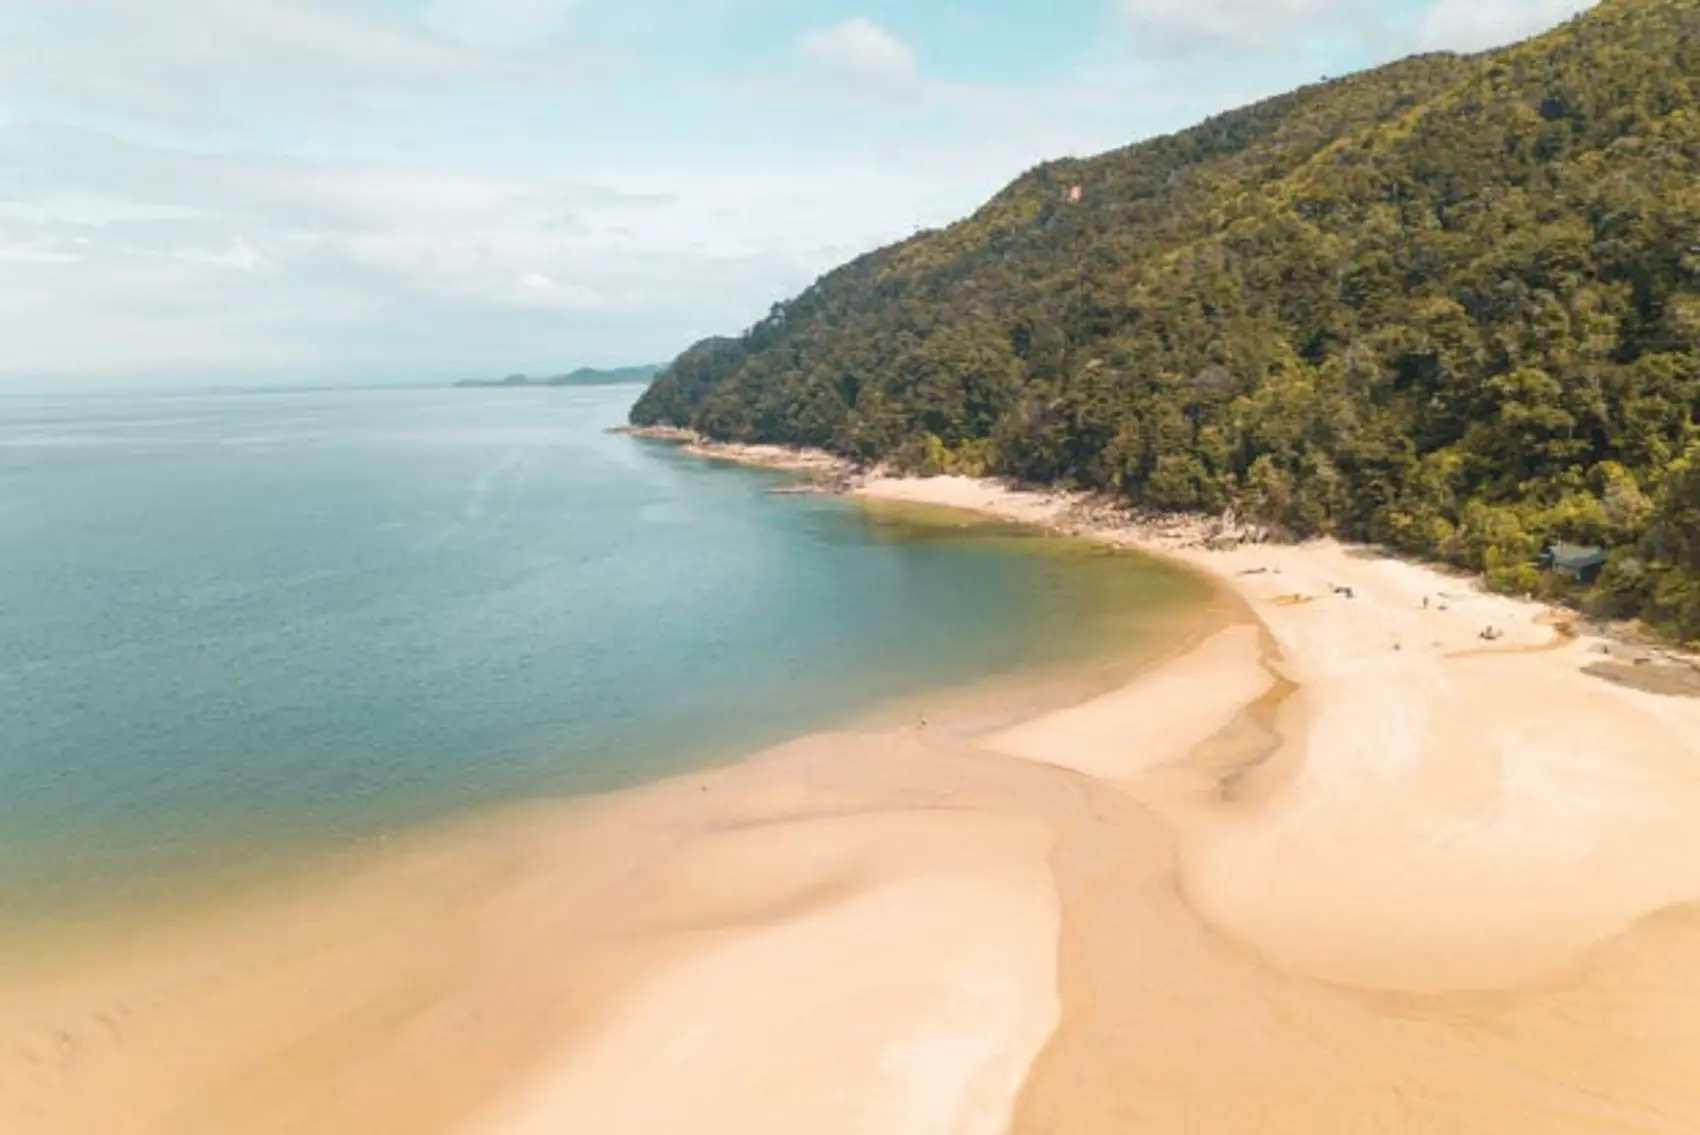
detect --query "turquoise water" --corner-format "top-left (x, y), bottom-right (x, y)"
top-left (0, 385), bottom-right (1205, 913)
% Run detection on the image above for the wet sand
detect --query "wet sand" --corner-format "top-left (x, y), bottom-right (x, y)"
top-left (6, 471), bottom-right (1700, 1133)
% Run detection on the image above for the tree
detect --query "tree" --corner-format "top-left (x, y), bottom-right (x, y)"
top-left (632, 0), bottom-right (1700, 638)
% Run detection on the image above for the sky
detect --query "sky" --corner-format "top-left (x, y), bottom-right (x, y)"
top-left (0, 0), bottom-right (1598, 386)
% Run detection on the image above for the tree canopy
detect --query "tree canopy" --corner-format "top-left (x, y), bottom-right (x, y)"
top-left (633, 0), bottom-right (1700, 641)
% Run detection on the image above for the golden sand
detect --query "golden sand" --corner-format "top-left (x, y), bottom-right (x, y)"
top-left (5, 472), bottom-right (1700, 1134)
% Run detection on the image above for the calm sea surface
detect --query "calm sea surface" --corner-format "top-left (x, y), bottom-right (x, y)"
top-left (0, 385), bottom-right (1207, 915)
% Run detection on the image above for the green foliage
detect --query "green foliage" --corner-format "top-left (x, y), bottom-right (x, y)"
top-left (632, 0), bottom-right (1700, 639)
top-left (1636, 443), bottom-right (1700, 637)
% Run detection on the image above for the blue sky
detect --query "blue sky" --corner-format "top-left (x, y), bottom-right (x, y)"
top-left (0, 0), bottom-right (1596, 385)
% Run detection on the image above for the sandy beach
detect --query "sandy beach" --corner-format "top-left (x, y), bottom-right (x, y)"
top-left (6, 456), bottom-right (1700, 1134)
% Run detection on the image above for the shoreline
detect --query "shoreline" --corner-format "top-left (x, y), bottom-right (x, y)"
top-left (7, 435), bottom-right (1700, 1132)
top-left (621, 425), bottom-right (1700, 667)
top-left (614, 424), bottom-right (864, 490)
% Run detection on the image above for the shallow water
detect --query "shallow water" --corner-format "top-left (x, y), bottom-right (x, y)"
top-left (0, 384), bottom-right (1208, 917)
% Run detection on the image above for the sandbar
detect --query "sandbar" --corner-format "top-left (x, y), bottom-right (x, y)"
top-left (5, 461), bottom-right (1700, 1134)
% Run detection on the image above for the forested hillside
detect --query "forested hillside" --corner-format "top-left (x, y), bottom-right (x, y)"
top-left (632, 0), bottom-right (1700, 640)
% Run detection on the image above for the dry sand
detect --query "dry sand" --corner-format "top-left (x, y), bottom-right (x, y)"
top-left (861, 474), bottom-right (1700, 1133)
top-left (5, 466), bottom-right (1700, 1134)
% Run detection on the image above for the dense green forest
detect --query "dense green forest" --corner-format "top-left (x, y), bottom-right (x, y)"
top-left (632, 0), bottom-right (1700, 641)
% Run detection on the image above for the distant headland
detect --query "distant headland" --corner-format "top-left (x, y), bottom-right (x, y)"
top-left (456, 364), bottom-right (661, 389)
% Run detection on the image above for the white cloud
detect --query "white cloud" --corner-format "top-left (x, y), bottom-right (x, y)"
top-left (1114, 0), bottom-right (1597, 59)
top-left (799, 18), bottom-right (921, 98)
top-left (0, 0), bottom-right (1149, 385)
top-left (0, 125), bottom-right (1012, 380)
top-left (1418, 0), bottom-right (1598, 53)
top-left (0, 0), bottom-right (582, 123)
top-left (424, 0), bottom-right (578, 50)
top-left (1117, 0), bottom-right (1360, 54)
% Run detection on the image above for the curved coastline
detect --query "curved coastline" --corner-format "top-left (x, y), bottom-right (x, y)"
top-left (5, 448), bottom-right (1700, 1133)
top-left (858, 471), bottom-right (1700, 1133)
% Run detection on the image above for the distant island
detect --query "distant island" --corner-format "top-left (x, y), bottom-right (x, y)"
top-left (457, 364), bottom-right (661, 389)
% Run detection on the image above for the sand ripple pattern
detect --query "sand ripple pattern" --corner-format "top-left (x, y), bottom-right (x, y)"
top-left (5, 477), bottom-right (1700, 1134)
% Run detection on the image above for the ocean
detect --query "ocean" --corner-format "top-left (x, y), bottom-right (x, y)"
top-left (0, 384), bottom-right (1207, 917)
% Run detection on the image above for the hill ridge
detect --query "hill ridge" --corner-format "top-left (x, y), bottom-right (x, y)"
top-left (634, 0), bottom-right (1700, 640)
